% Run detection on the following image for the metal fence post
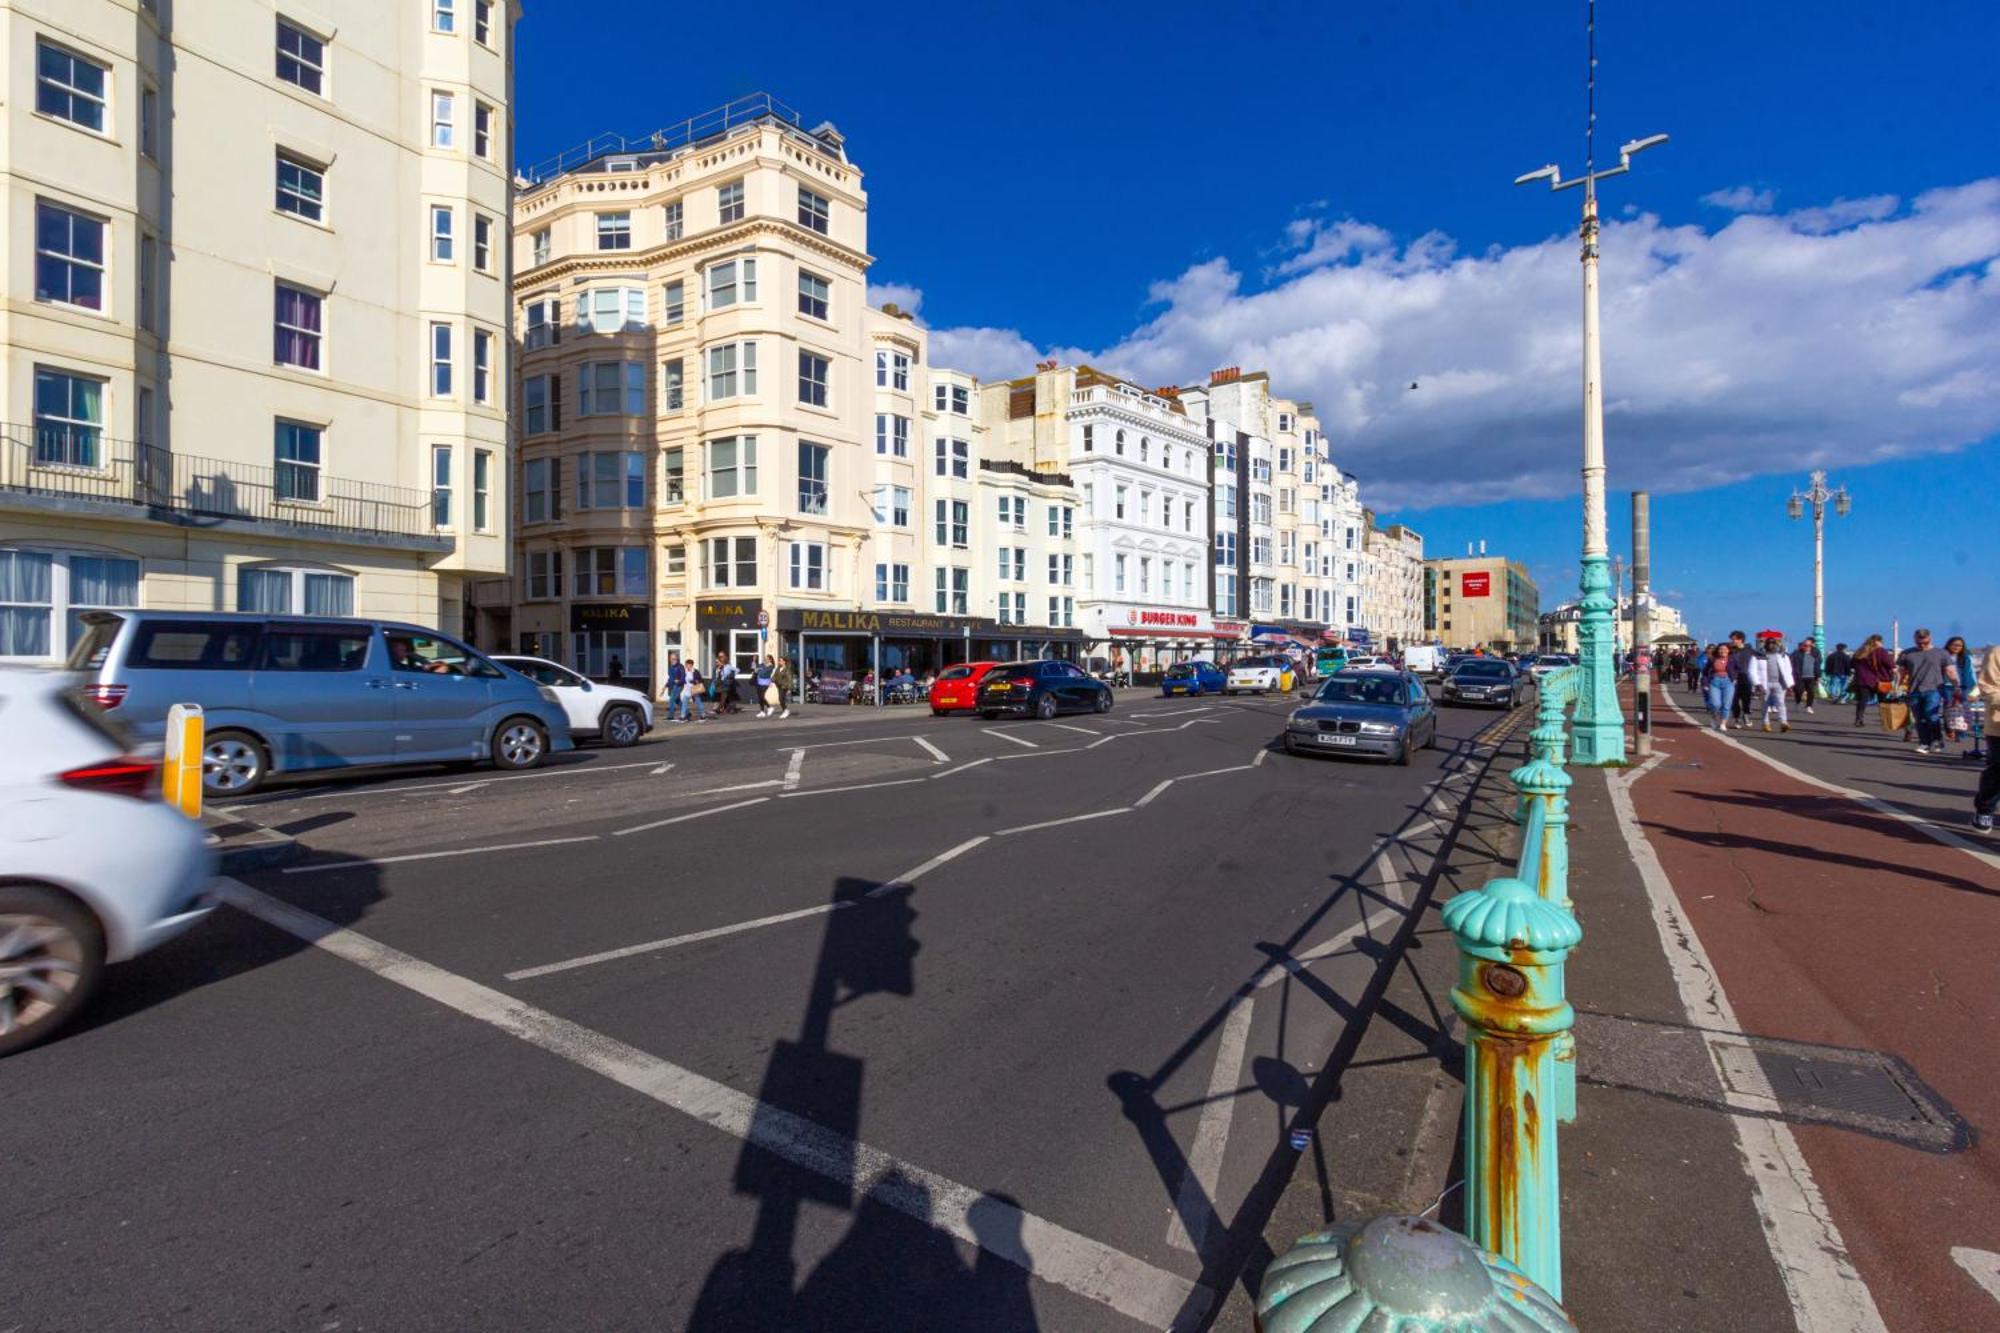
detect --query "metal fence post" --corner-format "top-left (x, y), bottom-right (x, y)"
top-left (1442, 876), bottom-right (1582, 1301)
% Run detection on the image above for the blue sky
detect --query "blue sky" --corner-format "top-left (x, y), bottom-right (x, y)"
top-left (515, 1), bottom-right (1999, 646)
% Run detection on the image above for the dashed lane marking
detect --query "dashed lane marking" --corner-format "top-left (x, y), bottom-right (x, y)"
top-left (995, 807), bottom-right (1131, 837)
top-left (783, 748), bottom-right (805, 791)
top-left (779, 777), bottom-right (929, 799)
top-left (929, 757), bottom-right (993, 781)
top-left (1166, 996), bottom-right (1254, 1256)
top-left (447, 783), bottom-right (488, 796)
top-left (913, 736), bottom-right (949, 764)
top-left (275, 758), bottom-right (679, 803)
top-left (649, 762), bottom-right (676, 776)
top-left (873, 835), bottom-right (990, 893)
top-left (282, 834), bottom-right (600, 875)
top-left (1039, 722), bottom-right (1100, 737)
top-left (612, 797), bottom-right (771, 837)
top-left (984, 728), bottom-right (1039, 748)
top-left (505, 901), bottom-right (855, 980)
top-left (217, 880), bottom-right (1211, 1331)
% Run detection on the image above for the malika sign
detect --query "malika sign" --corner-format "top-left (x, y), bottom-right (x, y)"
top-left (1460, 571), bottom-right (1492, 598)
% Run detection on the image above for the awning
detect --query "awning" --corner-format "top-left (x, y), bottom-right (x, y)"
top-left (1108, 625), bottom-right (1216, 638)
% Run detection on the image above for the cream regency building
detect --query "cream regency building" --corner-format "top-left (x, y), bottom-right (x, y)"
top-left (506, 96), bottom-right (1082, 695)
top-left (1362, 516), bottom-right (1426, 651)
top-left (1538, 593), bottom-right (1687, 655)
top-left (0, 0), bottom-right (513, 661)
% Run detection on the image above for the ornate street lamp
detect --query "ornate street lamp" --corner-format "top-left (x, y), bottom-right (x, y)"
top-left (1788, 470), bottom-right (1852, 655)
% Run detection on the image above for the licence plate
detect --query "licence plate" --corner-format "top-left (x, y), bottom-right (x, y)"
top-left (1317, 734), bottom-right (1358, 746)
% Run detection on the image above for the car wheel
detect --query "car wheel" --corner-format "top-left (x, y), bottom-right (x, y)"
top-left (491, 717), bottom-right (549, 771)
top-left (1094, 691), bottom-right (1113, 714)
top-left (1393, 737), bottom-right (1411, 766)
top-left (203, 729), bottom-right (269, 797)
top-left (601, 705), bottom-right (642, 748)
top-left (931, 707), bottom-right (946, 717)
top-left (980, 710), bottom-right (999, 721)
top-left (1036, 694), bottom-right (1058, 721)
top-left (0, 883), bottom-right (105, 1057)
top-left (1424, 720), bottom-right (1438, 749)
top-left (1282, 735), bottom-right (1298, 755)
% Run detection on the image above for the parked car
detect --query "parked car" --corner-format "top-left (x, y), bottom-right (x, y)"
top-left (1528, 654), bottom-right (1577, 681)
top-left (1225, 655), bottom-right (1298, 695)
top-left (68, 612), bottom-right (573, 797)
top-left (493, 655), bottom-right (652, 746)
top-left (978, 660), bottom-right (1114, 719)
top-left (1440, 658), bottom-right (1529, 708)
top-left (0, 668), bottom-right (216, 1056)
top-left (1343, 654), bottom-right (1395, 672)
top-left (929, 661), bottom-right (1001, 715)
top-left (1160, 660), bottom-right (1226, 697)
top-left (1282, 669), bottom-right (1439, 764)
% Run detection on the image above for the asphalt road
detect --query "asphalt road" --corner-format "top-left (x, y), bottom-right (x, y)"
top-left (4, 686), bottom-right (1521, 1332)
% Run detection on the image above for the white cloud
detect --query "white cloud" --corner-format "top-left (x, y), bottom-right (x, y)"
top-left (917, 179), bottom-right (2000, 509)
top-left (864, 281), bottom-right (924, 315)
top-left (1702, 185), bottom-right (1776, 213)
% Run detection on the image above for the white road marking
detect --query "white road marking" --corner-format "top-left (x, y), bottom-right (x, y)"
top-left (1609, 760), bottom-right (1888, 1333)
top-left (787, 733), bottom-right (927, 751)
top-left (1134, 779), bottom-right (1176, 809)
top-left (874, 836), bottom-right (990, 893)
top-left (783, 748), bottom-right (805, 791)
top-left (1082, 718), bottom-right (1221, 750)
top-left (928, 757), bottom-right (993, 781)
top-left (1253, 748), bottom-right (1269, 767)
top-left (284, 757), bottom-right (673, 802)
top-left (684, 779), bottom-right (786, 796)
top-left (612, 797), bottom-right (771, 837)
top-left (507, 901), bottom-right (854, 980)
top-left (216, 879), bottom-right (1210, 1330)
top-left (1166, 996), bottom-right (1255, 1256)
top-left (1134, 763), bottom-right (1257, 810)
top-left (282, 835), bottom-right (599, 875)
top-left (1039, 722), bottom-right (1099, 737)
top-left (778, 777), bottom-right (929, 799)
top-left (995, 807), bottom-right (1130, 837)
top-left (984, 728), bottom-right (1038, 748)
top-left (1659, 687), bottom-right (2000, 874)
top-left (447, 783), bottom-right (488, 796)
top-left (649, 762), bottom-right (676, 776)
top-left (913, 736), bottom-right (949, 764)
top-left (1952, 1247), bottom-right (2000, 1307)
top-left (1129, 706), bottom-right (1216, 719)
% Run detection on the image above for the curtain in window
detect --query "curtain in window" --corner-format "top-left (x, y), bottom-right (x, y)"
top-left (0, 550), bottom-right (53, 656)
top-left (67, 554), bottom-right (137, 606)
top-left (303, 572), bottom-right (354, 616)
top-left (238, 568), bottom-right (293, 613)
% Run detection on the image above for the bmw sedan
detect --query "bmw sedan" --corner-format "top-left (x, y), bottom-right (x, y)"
top-left (978, 660), bottom-right (1113, 720)
top-left (1282, 669), bottom-right (1438, 764)
top-left (1440, 658), bottom-right (1529, 709)
top-left (1225, 655), bottom-right (1298, 695)
top-left (1160, 660), bottom-right (1225, 697)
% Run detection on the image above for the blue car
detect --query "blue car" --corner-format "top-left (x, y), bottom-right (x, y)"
top-left (1160, 660), bottom-right (1225, 697)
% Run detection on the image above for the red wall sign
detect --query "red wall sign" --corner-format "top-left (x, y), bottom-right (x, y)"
top-left (1461, 572), bottom-right (1492, 598)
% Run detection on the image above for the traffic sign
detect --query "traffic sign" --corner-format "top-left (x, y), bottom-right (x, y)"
top-left (756, 609), bottom-right (770, 628)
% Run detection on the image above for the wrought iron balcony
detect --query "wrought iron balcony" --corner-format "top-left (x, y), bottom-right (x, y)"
top-left (0, 424), bottom-right (441, 541)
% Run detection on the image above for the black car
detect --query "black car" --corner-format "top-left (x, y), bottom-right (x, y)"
top-left (977, 659), bottom-right (1113, 720)
top-left (1440, 658), bottom-right (1528, 708)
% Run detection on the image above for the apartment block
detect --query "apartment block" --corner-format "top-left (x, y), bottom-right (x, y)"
top-left (1362, 517), bottom-right (1426, 650)
top-left (509, 97), bottom-right (1081, 694)
top-left (1427, 552), bottom-right (1540, 651)
top-left (0, 0), bottom-right (513, 660)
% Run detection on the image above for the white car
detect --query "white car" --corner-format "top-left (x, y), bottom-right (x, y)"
top-left (1224, 655), bottom-right (1299, 695)
top-left (493, 656), bottom-right (654, 747)
top-left (0, 668), bottom-right (215, 1056)
top-left (1344, 655), bottom-right (1395, 671)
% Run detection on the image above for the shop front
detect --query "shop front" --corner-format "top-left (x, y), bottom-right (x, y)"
top-left (572, 603), bottom-right (652, 690)
top-left (1094, 604), bottom-right (1219, 678)
top-left (779, 608), bottom-right (1084, 703)
top-left (693, 597), bottom-right (765, 708)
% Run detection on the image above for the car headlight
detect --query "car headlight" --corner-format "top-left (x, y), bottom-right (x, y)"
top-left (536, 685), bottom-right (562, 707)
top-left (1358, 720), bottom-right (1400, 735)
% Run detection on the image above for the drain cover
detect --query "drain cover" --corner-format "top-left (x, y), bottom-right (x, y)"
top-left (1709, 1034), bottom-right (1966, 1151)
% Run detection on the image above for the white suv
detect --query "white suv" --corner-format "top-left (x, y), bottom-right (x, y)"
top-left (0, 668), bottom-right (215, 1056)
top-left (494, 656), bottom-right (654, 747)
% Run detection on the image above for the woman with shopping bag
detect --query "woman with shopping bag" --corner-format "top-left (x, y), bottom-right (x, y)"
top-left (1850, 635), bottom-right (1897, 728)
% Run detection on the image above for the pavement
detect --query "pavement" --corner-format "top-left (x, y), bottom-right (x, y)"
top-left (4, 685), bottom-right (1523, 1331)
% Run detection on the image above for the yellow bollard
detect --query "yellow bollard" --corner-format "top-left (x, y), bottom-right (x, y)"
top-left (162, 702), bottom-right (204, 820)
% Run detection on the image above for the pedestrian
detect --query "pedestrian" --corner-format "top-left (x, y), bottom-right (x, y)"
top-left (663, 652), bottom-right (687, 722)
top-left (1791, 637), bottom-right (1820, 711)
top-left (1850, 634), bottom-right (1895, 727)
top-left (608, 655), bottom-right (625, 686)
top-left (684, 661), bottom-right (707, 722)
top-left (714, 650), bottom-right (738, 715)
top-left (1972, 644), bottom-right (1999, 834)
top-left (1701, 643), bottom-right (1736, 729)
top-left (1938, 635), bottom-right (1972, 753)
top-left (1752, 634), bottom-right (1795, 732)
top-left (753, 656), bottom-right (776, 717)
top-left (1725, 630), bottom-right (1755, 728)
top-left (1900, 628), bottom-right (1953, 755)
top-left (772, 655), bottom-right (794, 718)
top-left (1824, 641), bottom-right (1852, 704)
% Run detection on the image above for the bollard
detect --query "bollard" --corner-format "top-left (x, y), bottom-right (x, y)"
top-left (161, 702), bottom-right (204, 821)
top-left (1442, 876), bottom-right (1581, 1300)
top-left (1256, 1213), bottom-right (1576, 1332)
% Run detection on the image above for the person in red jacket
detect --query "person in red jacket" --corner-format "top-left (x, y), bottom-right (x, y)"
top-left (1849, 634), bottom-right (1897, 727)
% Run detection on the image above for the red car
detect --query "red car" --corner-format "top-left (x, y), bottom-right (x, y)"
top-left (929, 661), bottom-right (1001, 715)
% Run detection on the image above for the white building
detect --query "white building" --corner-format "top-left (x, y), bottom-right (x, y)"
top-left (2, 0), bottom-right (514, 661)
top-left (1362, 518), bottom-right (1426, 650)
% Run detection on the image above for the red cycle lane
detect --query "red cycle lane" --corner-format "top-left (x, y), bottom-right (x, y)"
top-left (1629, 693), bottom-right (2000, 1332)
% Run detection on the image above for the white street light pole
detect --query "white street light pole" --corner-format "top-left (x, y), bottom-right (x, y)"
top-left (1787, 470), bottom-right (1851, 655)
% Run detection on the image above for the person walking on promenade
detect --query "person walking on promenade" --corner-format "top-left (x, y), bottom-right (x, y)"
top-left (1726, 630), bottom-right (1756, 728)
top-left (1901, 628), bottom-right (1953, 755)
top-left (1824, 641), bottom-right (1853, 704)
top-left (1791, 637), bottom-right (1821, 712)
top-left (772, 655), bottom-right (794, 719)
top-left (683, 662), bottom-right (707, 722)
top-left (1752, 634), bottom-right (1795, 732)
top-left (664, 652), bottom-right (687, 723)
top-left (753, 657), bottom-right (776, 718)
top-left (1702, 643), bottom-right (1736, 729)
top-left (1973, 644), bottom-right (2000, 834)
top-left (714, 651), bottom-right (739, 715)
top-left (1941, 635), bottom-right (1973, 756)
top-left (1851, 634), bottom-right (1895, 727)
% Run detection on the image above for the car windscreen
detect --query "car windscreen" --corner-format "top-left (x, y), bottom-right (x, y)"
top-left (1453, 662), bottom-right (1512, 679)
top-left (938, 666), bottom-right (973, 681)
top-left (1315, 676), bottom-right (1407, 705)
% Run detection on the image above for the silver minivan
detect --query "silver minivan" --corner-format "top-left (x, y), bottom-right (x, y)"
top-left (67, 612), bottom-right (573, 796)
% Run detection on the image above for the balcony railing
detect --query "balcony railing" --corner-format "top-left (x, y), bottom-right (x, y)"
top-left (518, 92), bottom-right (813, 187)
top-left (0, 425), bottom-right (440, 541)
